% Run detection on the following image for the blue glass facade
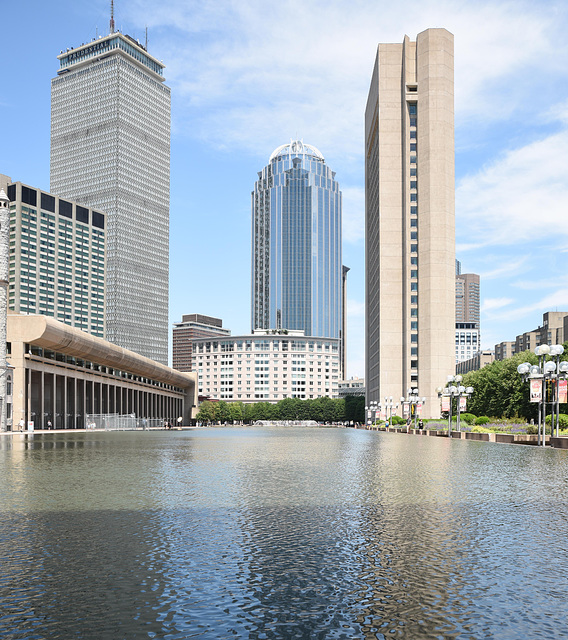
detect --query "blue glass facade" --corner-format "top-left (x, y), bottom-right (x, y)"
top-left (252, 141), bottom-right (342, 339)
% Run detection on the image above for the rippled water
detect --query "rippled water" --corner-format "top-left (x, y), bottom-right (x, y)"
top-left (1, 427), bottom-right (567, 639)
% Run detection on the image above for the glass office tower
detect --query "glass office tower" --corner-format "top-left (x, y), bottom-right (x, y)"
top-left (50, 31), bottom-right (170, 364)
top-left (252, 141), bottom-right (342, 340)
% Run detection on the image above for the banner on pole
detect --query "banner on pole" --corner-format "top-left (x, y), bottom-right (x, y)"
top-left (559, 379), bottom-right (568, 404)
top-left (441, 396), bottom-right (450, 412)
top-left (530, 379), bottom-right (542, 403)
top-left (459, 396), bottom-right (467, 412)
top-left (416, 402), bottom-right (423, 416)
top-left (403, 403), bottom-right (410, 418)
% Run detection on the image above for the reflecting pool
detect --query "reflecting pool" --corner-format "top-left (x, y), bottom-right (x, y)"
top-left (1, 427), bottom-right (567, 639)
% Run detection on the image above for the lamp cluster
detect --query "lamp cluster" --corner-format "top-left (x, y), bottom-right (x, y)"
top-left (437, 375), bottom-right (474, 435)
top-left (400, 388), bottom-right (426, 430)
top-left (517, 344), bottom-right (568, 446)
top-left (365, 397), bottom-right (400, 426)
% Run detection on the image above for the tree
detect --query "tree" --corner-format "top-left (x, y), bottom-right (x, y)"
top-left (460, 348), bottom-right (566, 420)
top-left (344, 395), bottom-right (365, 423)
top-left (276, 397), bottom-right (301, 420)
top-left (196, 400), bottom-right (216, 424)
top-left (215, 401), bottom-right (231, 424)
top-left (229, 402), bottom-right (244, 424)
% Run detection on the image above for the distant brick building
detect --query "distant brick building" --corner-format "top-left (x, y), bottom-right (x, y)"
top-left (172, 314), bottom-right (230, 372)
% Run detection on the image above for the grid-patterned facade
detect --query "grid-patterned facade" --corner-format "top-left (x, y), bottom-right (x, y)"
top-left (6, 181), bottom-right (105, 336)
top-left (172, 314), bottom-right (231, 372)
top-left (455, 273), bottom-right (480, 326)
top-left (365, 29), bottom-right (455, 418)
top-left (455, 322), bottom-right (479, 364)
top-left (50, 31), bottom-right (170, 364)
top-left (252, 141), bottom-right (342, 341)
top-left (193, 330), bottom-right (340, 402)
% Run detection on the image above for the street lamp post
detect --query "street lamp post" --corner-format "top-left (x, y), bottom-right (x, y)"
top-left (401, 388), bottom-right (425, 430)
top-left (517, 344), bottom-right (568, 447)
top-left (443, 375), bottom-right (474, 436)
top-left (365, 400), bottom-right (380, 427)
top-left (384, 396), bottom-right (398, 425)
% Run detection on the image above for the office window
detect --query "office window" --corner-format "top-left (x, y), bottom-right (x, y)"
top-left (22, 186), bottom-right (37, 206)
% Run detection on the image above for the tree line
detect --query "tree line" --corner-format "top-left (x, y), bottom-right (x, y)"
top-left (196, 395), bottom-right (365, 424)
top-left (461, 343), bottom-right (568, 420)
top-left (196, 343), bottom-right (568, 426)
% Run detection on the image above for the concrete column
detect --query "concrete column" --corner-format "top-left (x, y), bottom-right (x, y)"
top-left (63, 374), bottom-right (67, 429)
top-left (41, 370), bottom-right (45, 429)
top-left (52, 373), bottom-right (56, 427)
top-left (0, 189), bottom-right (9, 431)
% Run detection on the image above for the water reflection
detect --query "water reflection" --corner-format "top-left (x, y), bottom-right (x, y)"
top-left (0, 428), bottom-right (567, 639)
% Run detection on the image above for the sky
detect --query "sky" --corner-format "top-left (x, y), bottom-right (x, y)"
top-left (3, 0), bottom-right (568, 376)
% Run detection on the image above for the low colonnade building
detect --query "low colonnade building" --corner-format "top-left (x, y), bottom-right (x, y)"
top-left (6, 312), bottom-right (197, 430)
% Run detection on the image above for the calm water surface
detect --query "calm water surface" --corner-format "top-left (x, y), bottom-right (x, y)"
top-left (1, 427), bottom-right (567, 639)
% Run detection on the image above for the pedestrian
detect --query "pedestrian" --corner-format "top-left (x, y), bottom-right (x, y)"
top-left (47, 420), bottom-right (52, 430)
top-left (418, 419), bottom-right (424, 430)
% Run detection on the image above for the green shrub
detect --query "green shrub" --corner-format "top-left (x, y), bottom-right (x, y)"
top-left (526, 424), bottom-right (538, 435)
top-left (545, 413), bottom-right (568, 429)
top-left (391, 415), bottom-right (405, 425)
top-left (471, 425), bottom-right (492, 433)
top-left (475, 416), bottom-right (491, 425)
top-left (460, 412), bottom-right (476, 424)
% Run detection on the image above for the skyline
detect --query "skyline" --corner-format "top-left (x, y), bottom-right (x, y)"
top-left (3, 0), bottom-right (568, 377)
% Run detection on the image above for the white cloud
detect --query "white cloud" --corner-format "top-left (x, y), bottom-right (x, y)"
top-left (119, 0), bottom-right (568, 370)
top-left (125, 0), bottom-right (568, 163)
top-left (482, 297), bottom-right (513, 312)
top-left (478, 258), bottom-right (529, 281)
top-left (457, 128), bottom-right (568, 248)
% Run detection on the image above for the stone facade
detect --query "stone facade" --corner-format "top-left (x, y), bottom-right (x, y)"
top-left (193, 329), bottom-right (340, 402)
top-left (7, 313), bottom-right (196, 430)
top-left (365, 29), bottom-right (455, 418)
top-left (51, 32), bottom-right (170, 364)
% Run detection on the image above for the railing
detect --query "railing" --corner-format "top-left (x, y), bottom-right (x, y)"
top-left (85, 414), bottom-right (166, 431)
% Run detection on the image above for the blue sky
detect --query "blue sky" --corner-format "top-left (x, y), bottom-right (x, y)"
top-left (3, 0), bottom-right (568, 376)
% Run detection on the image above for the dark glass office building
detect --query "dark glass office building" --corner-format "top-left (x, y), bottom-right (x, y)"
top-left (252, 141), bottom-right (342, 340)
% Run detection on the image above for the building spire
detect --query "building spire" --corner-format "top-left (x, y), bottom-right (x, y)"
top-left (110, 0), bottom-right (115, 34)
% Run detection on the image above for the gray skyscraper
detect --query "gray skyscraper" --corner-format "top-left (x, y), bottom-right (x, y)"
top-left (365, 29), bottom-right (455, 418)
top-left (50, 28), bottom-right (170, 364)
top-left (252, 141), bottom-right (343, 342)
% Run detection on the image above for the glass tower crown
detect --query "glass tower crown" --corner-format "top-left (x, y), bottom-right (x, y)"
top-left (252, 140), bottom-right (342, 339)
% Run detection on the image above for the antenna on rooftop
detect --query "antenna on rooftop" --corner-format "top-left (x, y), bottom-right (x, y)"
top-left (110, 0), bottom-right (115, 34)
top-left (145, 25), bottom-right (148, 49)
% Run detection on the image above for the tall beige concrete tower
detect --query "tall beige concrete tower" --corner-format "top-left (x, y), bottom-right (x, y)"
top-left (365, 28), bottom-right (455, 418)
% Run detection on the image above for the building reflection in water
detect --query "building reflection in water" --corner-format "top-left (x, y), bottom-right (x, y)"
top-left (1, 429), bottom-right (568, 638)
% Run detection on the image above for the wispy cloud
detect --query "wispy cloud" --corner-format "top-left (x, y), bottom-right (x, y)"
top-left (457, 127), bottom-right (568, 248)
top-left (482, 297), bottom-right (513, 312)
top-left (125, 0), bottom-right (568, 163)
top-left (118, 0), bottom-right (568, 368)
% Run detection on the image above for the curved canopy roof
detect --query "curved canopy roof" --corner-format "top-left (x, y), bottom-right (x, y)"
top-left (8, 313), bottom-right (195, 389)
top-left (269, 140), bottom-right (324, 162)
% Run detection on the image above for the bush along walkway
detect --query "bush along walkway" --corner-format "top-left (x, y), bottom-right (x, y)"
top-left (355, 423), bottom-right (568, 448)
